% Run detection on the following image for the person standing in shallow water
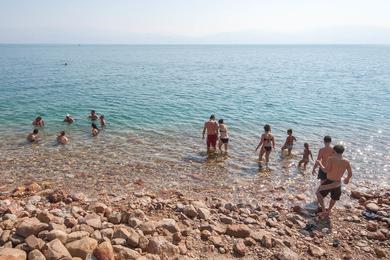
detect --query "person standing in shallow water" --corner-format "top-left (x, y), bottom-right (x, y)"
top-left (316, 144), bottom-right (352, 218)
top-left (202, 114), bottom-right (219, 153)
top-left (32, 116), bottom-right (44, 126)
top-left (89, 110), bottom-right (98, 121)
top-left (312, 135), bottom-right (334, 182)
top-left (91, 123), bottom-right (99, 136)
top-left (57, 131), bottom-right (69, 145)
top-left (218, 119), bottom-right (229, 154)
top-left (255, 124), bottom-right (275, 168)
top-left (27, 129), bottom-right (39, 142)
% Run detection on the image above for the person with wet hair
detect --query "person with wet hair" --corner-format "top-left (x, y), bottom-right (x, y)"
top-left (255, 124), bottom-right (275, 168)
top-left (312, 135), bottom-right (334, 181)
top-left (218, 119), bottom-right (229, 154)
top-left (64, 114), bottom-right (74, 124)
top-left (281, 128), bottom-right (297, 156)
top-left (91, 123), bottom-right (99, 136)
top-left (27, 129), bottom-right (39, 142)
top-left (32, 116), bottom-right (45, 126)
top-left (316, 144), bottom-right (352, 218)
top-left (89, 110), bottom-right (98, 121)
top-left (99, 115), bottom-right (106, 127)
top-left (57, 131), bottom-right (69, 145)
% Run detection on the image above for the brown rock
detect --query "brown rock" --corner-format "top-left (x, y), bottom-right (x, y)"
top-left (65, 237), bottom-right (98, 259)
top-left (365, 202), bottom-right (380, 212)
top-left (16, 218), bottom-right (48, 238)
top-left (367, 231), bottom-right (386, 241)
top-left (46, 229), bottom-right (68, 243)
top-left (308, 243), bottom-right (325, 257)
top-left (220, 216), bottom-right (233, 224)
top-left (0, 248), bottom-right (26, 260)
top-left (85, 214), bottom-right (102, 229)
top-left (183, 205), bottom-right (197, 218)
top-left (28, 249), bottom-right (46, 260)
top-left (25, 235), bottom-right (44, 250)
top-left (226, 224), bottom-right (251, 238)
top-left (67, 231), bottom-right (90, 243)
top-left (197, 207), bottom-right (210, 220)
top-left (112, 245), bottom-right (140, 260)
top-left (94, 203), bottom-right (108, 215)
top-left (100, 228), bottom-right (114, 240)
top-left (93, 241), bottom-right (115, 260)
top-left (158, 218), bottom-right (179, 233)
top-left (147, 236), bottom-right (179, 257)
top-left (107, 212), bottom-right (122, 224)
top-left (233, 240), bottom-right (247, 256)
top-left (262, 234), bottom-right (273, 248)
top-left (273, 248), bottom-right (299, 260)
top-left (374, 247), bottom-right (387, 258)
top-left (139, 221), bottom-right (156, 235)
top-left (42, 239), bottom-right (72, 260)
top-left (47, 189), bottom-right (66, 203)
top-left (37, 211), bottom-right (55, 224)
top-left (366, 222), bottom-right (378, 232)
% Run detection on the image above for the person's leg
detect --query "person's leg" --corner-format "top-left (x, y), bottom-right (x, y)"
top-left (288, 148), bottom-right (292, 156)
top-left (224, 142), bottom-right (228, 153)
top-left (212, 135), bottom-right (217, 151)
top-left (303, 161), bottom-right (308, 170)
top-left (298, 159), bottom-right (303, 167)
top-left (316, 187), bottom-right (327, 214)
top-left (327, 199), bottom-right (337, 214)
top-left (218, 140), bottom-right (222, 152)
top-left (259, 148), bottom-right (265, 161)
top-left (206, 136), bottom-right (211, 152)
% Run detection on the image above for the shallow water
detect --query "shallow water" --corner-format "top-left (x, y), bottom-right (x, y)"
top-left (0, 44), bottom-right (389, 192)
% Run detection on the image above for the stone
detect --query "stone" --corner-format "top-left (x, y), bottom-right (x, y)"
top-left (93, 241), bottom-right (114, 260)
top-left (367, 231), bottom-right (386, 241)
top-left (28, 249), bottom-right (46, 260)
top-left (0, 229), bottom-right (11, 245)
top-left (67, 231), bottom-right (90, 243)
top-left (37, 211), bottom-right (55, 224)
top-left (65, 237), bottom-right (98, 259)
top-left (201, 230), bottom-right (211, 240)
top-left (94, 203), bottom-right (108, 214)
top-left (273, 248), bottom-right (299, 260)
top-left (183, 205), bottom-right (197, 218)
top-left (10, 233), bottom-right (25, 245)
top-left (128, 217), bottom-right (141, 228)
top-left (225, 224), bottom-right (251, 238)
top-left (366, 222), bottom-right (378, 232)
top-left (70, 192), bottom-right (86, 202)
top-left (112, 245), bottom-right (140, 260)
top-left (140, 221), bottom-right (156, 235)
top-left (308, 243), bottom-right (325, 257)
top-left (107, 212), bottom-right (122, 224)
top-left (25, 235), bottom-right (44, 250)
top-left (262, 234), bottom-right (273, 248)
top-left (158, 218), bottom-right (179, 233)
top-left (244, 237), bottom-right (256, 247)
top-left (197, 208), bottom-right (210, 220)
top-left (42, 239), bottom-right (72, 260)
top-left (147, 236), bottom-right (179, 257)
top-left (64, 217), bottom-right (78, 228)
top-left (0, 248), bottom-right (27, 260)
top-left (111, 238), bottom-right (126, 246)
top-left (48, 223), bottom-right (66, 232)
top-left (233, 240), bottom-right (247, 256)
top-left (220, 216), bottom-right (233, 224)
top-left (85, 214), bottom-right (102, 229)
top-left (374, 247), bottom-right (387, 258)
top-left (112, 227), bottom-right (139, 247)
top-left (47, 189), bottom-right (66, 203)
top-left (46, 229), bottom-right (68, 243)
top-left (209, 236), bottom-right (223, 248)
top-left (16, 218), bottom-right (48, 238)
top-left (92, 230), bottom-right (102, 242)
top-left (365, 202), bottom-right (380, 212)
top-left (100, 228), bottom-right (114, 240)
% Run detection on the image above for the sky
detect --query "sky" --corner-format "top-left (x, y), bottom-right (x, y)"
top-left (1, 0), bottom-right (390, 43)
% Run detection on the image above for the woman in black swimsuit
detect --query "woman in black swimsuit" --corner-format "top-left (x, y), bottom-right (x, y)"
top-left (255, 124), bottom-right (275, 168)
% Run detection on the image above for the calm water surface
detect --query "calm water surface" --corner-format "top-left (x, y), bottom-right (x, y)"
top-left (0, 44), bottom-right (389, 189)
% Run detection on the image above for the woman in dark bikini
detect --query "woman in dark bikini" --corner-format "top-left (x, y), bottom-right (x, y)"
top-left (255, 124), bottom-right (275, 168)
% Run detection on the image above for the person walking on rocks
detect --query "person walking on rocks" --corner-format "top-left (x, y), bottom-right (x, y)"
top-left (315, 144), bottom-right (352, 218)
top-left (312, 135), bottom-right (333, 182)
top-left (202, 114), bottom-right (219, 153)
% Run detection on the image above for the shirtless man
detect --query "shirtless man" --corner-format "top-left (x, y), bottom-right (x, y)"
top-left (32, 116), bottom-right (45, 126)
top-left (57, 131), bottom-right (69, 145)
top-left (312, 136), bottom-right (333, 182)
top-left (89, 110), bottom-right (98, 121)
top-left (202, 114), bottom-right (219, 153)
top-left (316, 145), bottom-right (352, 218)
top-left (27, 129), bottom-right (39, 142)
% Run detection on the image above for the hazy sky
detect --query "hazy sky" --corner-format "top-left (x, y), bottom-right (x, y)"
top-left (1, 0), bottom-right (390, 43)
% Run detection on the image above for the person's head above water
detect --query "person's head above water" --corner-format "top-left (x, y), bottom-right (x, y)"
top-left (91, 110), bottom-right (96, 114)
top-left (324, 135), bottom-right (332, 143)
top-left (210, 114), bottom-right (215, 120)
top-left (60, 131), bottom-right (65, 136)
top-left (304, 142), bottom-right (309, 149)
top-left (33, 129), bottom-right (39, 134)
top-left (35, 116), bottom-right (42, 121)
top-left (333, 144), bottom-right (345, 154)
top-left (264, 124), bottom-right (271, 132)
top-left (100, 115), bottom-right (105, 119)
top-left (287, 129), bottom-right (292, 134)
top-left (218, 119), bottom-right (224, 124)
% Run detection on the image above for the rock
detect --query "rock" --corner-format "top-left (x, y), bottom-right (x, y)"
top-left (28, 249), bottom-right (46, 260)
top-left (37, 211), bottom-right (55, 224)
top-left (308, 243), bottom-right (326, 257)
top-left (70, 192), bottom-right (86, 202)
top-left (158, 218), bottom-right (179, 233)
top-left (183, 205), bottom-right (197, 218)
top-left (251, 230), bottom-right (270, 242)
top-left (201, 230), bottom-right (211, 240)
top-left (67, 231), bottom-right (90, 243)
top-left (92, 230), bottom-right (102, 242)
top-left (64, 217), bottom-right (77, 228)
top-left (262, 234), bottom-right (273, 248)
top-left (112, 227), bottom-right (139, 247)
top-left (367, 231), bottom-right (386, 241)
top-left (100, 228), bottom-right (114, 240)
top-left (233, 240), bottom-right (247, 256)
top-left (93, 203), bottom-right (108, 214)
top-left (374, 247), bottom-right (387, 258)
top-left (93, 241), bottom-right (114, 260)
top-left (128, 217), bottom-right (141, 228)
top-left (209, 236), bottom-right (223, 248)
top-left (65, 237), bottom-right (98, 259)
top-left (0, 248), bottom-right (26, 260)
top-left (85, 214), bottom-right (102, 229)
top-left (244, 237), bottom-right (256, 247)
top-left (47, 189), bottom-right (66, 203)
top-left (147, 236), bottom-right (179, 257)
top-left (107, 212), bottom-right (122, 224)
top-left (226, 224), bottom-right (251, 238)
top-left (42, 239), bottom-right (72, 260)
top-left (220, 216), bottom-right (233, 224)
top-left (365, 202), bottom-right (380, 212)
top-left (273, 248), bottom-right (299, 260)
top-left (25, 235), bottom-right (44, 250)
top-left (366, 222), bottom-right (378, 232)
top-left (112, 245), bottom-right (140, 260)
top-left (139, 221), bottom-right (156, 235)
top-left (16, 218), bottom-right (48, 238)
top-left (197, 208), bottom-right (210, 220)
top-left (46, 229), bottom-right (68, 243)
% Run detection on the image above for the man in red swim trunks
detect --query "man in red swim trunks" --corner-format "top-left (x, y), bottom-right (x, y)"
top-left (202, 114), bottom-right (219, 153)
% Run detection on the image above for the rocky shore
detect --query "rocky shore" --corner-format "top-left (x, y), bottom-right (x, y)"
top-left (0, 182), bottom-right (388, 260)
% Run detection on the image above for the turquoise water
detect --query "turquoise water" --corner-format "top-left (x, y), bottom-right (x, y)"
top-left (0, 44), bottom-right (389, 186)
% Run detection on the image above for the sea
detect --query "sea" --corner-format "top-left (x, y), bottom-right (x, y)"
top-left (0, 44), bottom-right (389, 193)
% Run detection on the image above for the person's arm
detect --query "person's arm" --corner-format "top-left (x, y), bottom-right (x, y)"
top-left (312, 150), bottom-right (322, 175)
top-left (255, 135), bottom-right (263, 151)
top-left (281, 137), bottom-right (287, 149)
top-left (202, 123), bottom-right (206, 139)
top-left (293, 136), bottom-right (297, 142)
top-left (344, 161), bottom-right (352, 184)
top-left (272, 136), bottom-right (276, 149)
top-left (310, 151), bottom-right (314, 161)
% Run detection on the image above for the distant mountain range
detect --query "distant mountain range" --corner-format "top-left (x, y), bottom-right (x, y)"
top-left (1, 26), bottom-right (390, 44)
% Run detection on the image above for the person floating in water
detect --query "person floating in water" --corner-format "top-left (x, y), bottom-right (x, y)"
top-left (218, 119), bottom-right (229, 154)
top-left (281, 128), bottom-right (297, 156)
top-left (91, 123), bottom-right (99, 136)
top-left (255, 124), bottom-right (275, 168)
top-left (89, 110), bottom-right (98, 121)
top-left (312, 135), bottom-right (333, 182)
top-left (27, 129), bottom-right (39, 142)
top-left (32, 116), bottom-right (45, 126)
top-left (298, 143), bottom-right (313, 170)
top-left (57, 131), bottom-right (69, 145)
top-left (315, 144), bottom-right (352, 218)
top-left (64, 114), bottom-right (74, 124)
top-left (99, 115), bottom-right (106, 127)
top-left (202, 114), bottom-right (219, 153)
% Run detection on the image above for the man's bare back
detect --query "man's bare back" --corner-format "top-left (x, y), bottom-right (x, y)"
top-left (204, 120), bottom-right (218, 135)
top-left (323, 156), bottom-right (352, 182)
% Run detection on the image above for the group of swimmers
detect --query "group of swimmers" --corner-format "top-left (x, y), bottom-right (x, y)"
top-left (27, 110), bottom-right (106, 144)
top-left (202, 114), bottom-right (353, 219)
